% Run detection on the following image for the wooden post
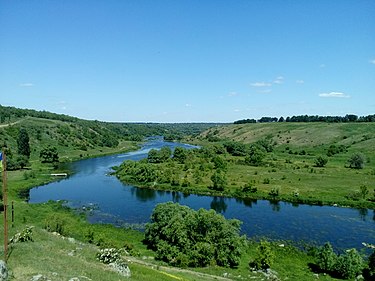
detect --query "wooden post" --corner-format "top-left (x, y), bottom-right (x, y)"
top-left (11, 201), bottom-right (14, 228)
top-left (2, 149), bottom-right (8, 261)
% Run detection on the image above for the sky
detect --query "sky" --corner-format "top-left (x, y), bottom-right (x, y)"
top-left (0, 0), bottom-right (374, 123)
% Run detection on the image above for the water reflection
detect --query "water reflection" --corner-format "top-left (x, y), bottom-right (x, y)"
top-left (130, 187), bottom-right (156, 202)
top-left (210, 197), bottom-right (228, 213)
top-left (235, 197), bottom-right (257, 208)
top-left (358, 208), bottom-right (368, 221)
top-left (269, 200), bottom-right (281, 212)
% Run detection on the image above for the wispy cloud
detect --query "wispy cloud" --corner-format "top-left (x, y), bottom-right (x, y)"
top-left (319, 64), bottom-right (326, 68)
top-left (185, 103), bottom-right (192, 107)
top-left (228, 91), bottom-right (238, 97)
top-left (250, 82), bottom-right (272, 87)
top-left (370, 59), bottom-right (375, 65)
top-left (296, 80), bottom-right (304, 84)
top-left (19, 83), bottom-right (34, 87)
top-left (319, 92), bottom-right (350, 98)
top-left (258, 89), bottom-right (272, 94)
top-left (273, 76), bottom-right (284, 84)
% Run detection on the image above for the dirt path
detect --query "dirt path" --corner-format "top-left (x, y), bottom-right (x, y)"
top-left (125, 256), bottom-right (234, 281)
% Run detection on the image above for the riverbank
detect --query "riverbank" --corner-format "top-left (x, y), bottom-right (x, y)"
top-left (3, 139), bottom-right (373, 280)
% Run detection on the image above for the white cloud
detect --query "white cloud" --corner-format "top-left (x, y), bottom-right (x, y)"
top-left (250, 82), bottom-right (272, 87)
top-left (296, 80), bottom-right (304, 84)
top-left (319, 92), bottom-right (350, 98)
top-left (228, 91), bottom-right (238, 97)
top-left (19, 83), bottom-right (34, 87)
top-left (234, 109), bottom-right (241, 112)
top-left (185, 103), bottom-right (192, 107)
top-left (258, 89), bottom-right (272, 94)
top-left (273, 76), bottom-right (284, 84)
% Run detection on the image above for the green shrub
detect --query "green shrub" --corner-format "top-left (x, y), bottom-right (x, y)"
top-left (315, 156), bottom-right (328, 167)
top-left (96, 248), bottom-right (121, 264)
top-left (250, 240), bottom-right (275, 270)
top-left (10, 226), bottom-right (34, 244)
top-left (335, 249), bottom-right (364, 279)
top-left (316, 242), bottom-right (337, 272)
top-left (44, 214), bottom-right (67, 235)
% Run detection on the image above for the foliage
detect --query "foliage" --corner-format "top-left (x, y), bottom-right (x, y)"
top-left (244, 144), bottom-right (265, 166)
top-left (360, 185), bottom-right (369, 199)
top-left (17, 127), bottom-right (30, 158)
top-left (10, 226), bottom-right (34, 244)
top-left (316, 242), bottom-right (337, 272)
top-left (210, 171), bottom-right (227, 191)
top-left (212, 155), bottom-right (227, 171)
top-left (223, 141), bottom-right (248, 156)
top-left (327, 144), bottom-right (347, 157)
top-left (335, 249), bottom-right (364, 279)
top-left (144, 202), bottom-right (244, 268)
top-left (148, 146), bottom-right (172, 163)
top-left (315, 243), bottom-right (364, 279)
top-left (173, 146), bottom-right (187, 163)
top-left (44, 213), bottom-right (67, 235)
top-left (96, 248), bottom-right (121, 264)
top-left (250, 240), bottom-right (275, 270)
top-left (315, 155), bottom-right (328, 167)
top-left (348, 153), bottom-right (366, 169)
top-left (40, 145), bottom-right (59, 163)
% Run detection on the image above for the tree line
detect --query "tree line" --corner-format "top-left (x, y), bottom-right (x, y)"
top-left (234, 114), bottom-right (375, 124)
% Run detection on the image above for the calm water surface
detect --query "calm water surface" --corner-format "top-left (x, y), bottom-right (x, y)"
top-left (29, 138), bottom-right (374, 250)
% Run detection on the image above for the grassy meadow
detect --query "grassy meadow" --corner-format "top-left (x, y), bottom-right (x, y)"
top-left (0, 112), bottom-right (374, 280)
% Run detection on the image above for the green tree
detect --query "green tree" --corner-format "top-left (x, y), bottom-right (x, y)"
top-left (348, 153), bottom-right (365, 169)
top-left (17, 128), bottom-right (30, 158)
top-left (144, 202), bottom-right (244, 268)
top-left (39, 146), bottom-right (59, 163)
top-left (173, 146), bottom-right (187, 163)
top-left (212, 155), bottom-right (227, 171)
top-left (335, 249), bottom-right (364, 279)
top-left (245, 145), bottom-right (265, 166)
top-left (316, 242), bottom-right (337, 272)
top-left (210, 171), bottom-right (227, 191)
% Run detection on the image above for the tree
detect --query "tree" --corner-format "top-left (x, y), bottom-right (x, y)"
top-left (316, 242), bottom-right (337, 272)
top-left (348, 153), bottom-right (365, 169)
top-left (173, 146), bottom-right (187, 163)
top-left (245, 145), bottom-right (265, 166)
top-left (17, 128), bottom-right (30, 158)
top-left (144, 202), bottom-right (244, 268)
top-left (210, 171), bottom-right (227, 191)
top-left (40, 146), bottom-right (59, 163)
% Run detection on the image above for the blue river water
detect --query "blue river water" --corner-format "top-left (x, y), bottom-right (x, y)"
top-left (29, 137), bottom-right (374, 251)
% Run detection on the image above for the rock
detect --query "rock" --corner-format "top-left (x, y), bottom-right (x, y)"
top-left (313, 273), bottom-right (319, 279)
top-left (355, 275), bottom-right (364, 280)
top-left (69, 278), bottom-right (80, 281)
top-left (67, 237), bottom-right (75, 243)
top-left (109, 261), bottom-right (131, 278)
top-left (30, 275), bottom-right (50, 281)
top-left (0, 261), bottom-right (8, 281)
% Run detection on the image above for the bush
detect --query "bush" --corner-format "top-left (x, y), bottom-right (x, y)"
top-left (348, 153), bottom-right (365, 169)
top-left (316, 242), bottom-right (337, 272)
top-left (144, 202), bottom-right (244, 268)
top-left (97, 248), bottom-right (121, 264)
top-left (10, 226), bottom-right (34, 244)
top-left (335, 249), bottom-right (364, 279)
top-left (44, 214), bottom-right (67, 235)
top-left (315, 156), bottom-right (328, 167)
top-left (250, 240), bottom-right (275, 270)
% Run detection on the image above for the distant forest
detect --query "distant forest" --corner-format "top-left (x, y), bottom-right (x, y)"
top-left (234, 114), bottom-right (375, 124)
top-left (0, 104), bottom-right (218, 141)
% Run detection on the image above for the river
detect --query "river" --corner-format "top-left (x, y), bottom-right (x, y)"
top-left (29, 137), bottom-right (374, 251)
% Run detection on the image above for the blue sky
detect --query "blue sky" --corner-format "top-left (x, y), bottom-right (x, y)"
top-left (1, 0), bottom-right (374, 122)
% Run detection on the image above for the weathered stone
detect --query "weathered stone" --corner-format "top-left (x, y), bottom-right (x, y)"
top-left (0, 261), bottom-right (8, 281)
top-left (109, 261), bottom-right (131, 278)
top-left (30, 274), bottom-right (50, 281)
